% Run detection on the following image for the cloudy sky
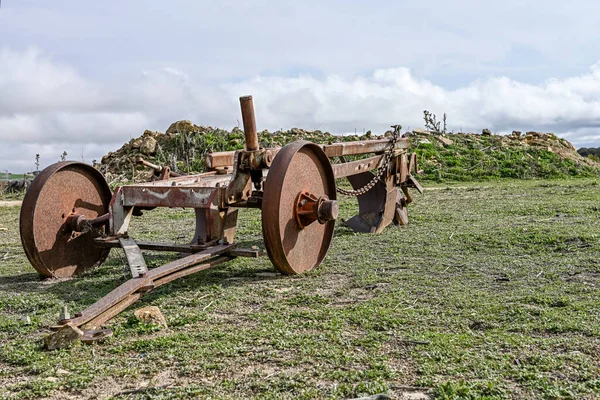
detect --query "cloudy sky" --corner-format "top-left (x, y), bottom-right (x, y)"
top-left (1, 0), bottom-right (600, 172)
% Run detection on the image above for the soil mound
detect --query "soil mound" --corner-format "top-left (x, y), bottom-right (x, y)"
top-left (98, 123), bottom-right (600, 183)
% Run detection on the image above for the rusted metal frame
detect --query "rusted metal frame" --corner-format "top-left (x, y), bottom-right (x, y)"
top-left (209, 148), bottom-right (272, 208)
top-left (155, 172), bottom-right (231, 188)
top-left (398, 153), bottom-right (409, 184)
top-left (225, 152), bottom-right (253, 204)
top-left (408, 153), bottom-right (416, 175)
top-left (59, 244), bottom-right (235, 329)
top-left (95, 238), bottom-right (219, 252)
top-left (401, 185), bottom-right (414, 204)
top-left (322, 137), bottom-right (408, 157)
top-left (192, 205), bottom-right (238, 245)
top-left (80, 248), bottom-right (261, 330)
top-left (238, 149), bottom-right (276, 170)
top-left (206, 149), bottom-right (278, 171)
top-left (108, 186), bottom-right (139, 237)
top-left (206, 138), bottom-right (409, 170)
top-left (332, 154), bottom-right (384, 179)
top-left (152, 255), bottom-right (232, 288)
top-left (120, 185), bottom-right (225, 209)
top-left (406, 175), bottom-right (424, 194)
top-left (396, 152), bottom-right (423, 195)
top-left (82, 292), bottom-right (143, 330)
top-left (343, 147), bottom-right (411, 233)
top-left (230, 149), bottom-right (274, 194)
top-left (118, 237), bottom-right (148, 278)
top-left (127, 171), bottom-right (226, 187)
top-left (109, 187), bottom-right (133, 236)
top-left (221, 148), bottom-right (274, 204)
top-left (228, 197), bottom-right (262, 209)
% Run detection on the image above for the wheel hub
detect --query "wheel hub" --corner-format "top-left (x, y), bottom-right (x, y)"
top-left (294, 191), bottom-right (338, 228)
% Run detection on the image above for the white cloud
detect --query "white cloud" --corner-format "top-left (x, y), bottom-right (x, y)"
top-left (1, 47), bottom-right (600, 172)
top-left (225, 65), bottom-right (600, 137)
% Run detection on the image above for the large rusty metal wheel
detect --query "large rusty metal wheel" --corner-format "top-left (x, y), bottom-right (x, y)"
top-left (20, 161), bottom-right (112, 278)
top-left (262, 141), bottom-right (338, 274)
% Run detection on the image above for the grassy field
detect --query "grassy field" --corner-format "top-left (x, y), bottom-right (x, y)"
top-left (0, 174), bottom-right (31, 181)
top-left (1, 179), bottom-right (599, 399)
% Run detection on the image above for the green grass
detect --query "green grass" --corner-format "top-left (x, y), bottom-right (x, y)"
top-left (0, 192), bottom-right (24, 201)
top-left (1, 179), bottom-right (600, 399)
top-left (0, 174), bottom-right (32, 181)
top-left (412, 134), bottom-right (600, 182)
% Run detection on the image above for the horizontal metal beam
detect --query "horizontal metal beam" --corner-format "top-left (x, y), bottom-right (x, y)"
top-left (332, 155), bottom-right (384, 179)
top-left (128, 172), bottom-right (232, 188)
top-left (121, 186), bottom-right (224, 208)
top-left (96, 238), bottom-right (264, 259)
top-left (322, 138), bottom-right (408, 157)
top-left (204, 138), bottom-right (408, 169)
top-left (96, 238), bottom-right (219, 253)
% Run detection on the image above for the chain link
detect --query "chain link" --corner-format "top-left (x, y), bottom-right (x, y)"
top-left (336, 125), bottom-right (401, 197)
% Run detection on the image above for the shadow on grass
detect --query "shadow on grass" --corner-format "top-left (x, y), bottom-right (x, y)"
top-left (1, 239), bottom-right (284, 316)
top-left (0, 271), bottom-right (43, 288)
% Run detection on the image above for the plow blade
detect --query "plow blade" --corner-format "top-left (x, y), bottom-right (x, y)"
top-left (345, 171), bottom-right (400, 233)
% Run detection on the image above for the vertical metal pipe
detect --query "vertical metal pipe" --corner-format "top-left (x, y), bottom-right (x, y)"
top-left (239, 95), bottom-right (259, 151)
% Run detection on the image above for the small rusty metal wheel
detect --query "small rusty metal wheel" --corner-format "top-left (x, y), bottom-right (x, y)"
top-left (262, 141), bottom-right (338, 274)
top-left (20, 161), bottom-right (112, 278)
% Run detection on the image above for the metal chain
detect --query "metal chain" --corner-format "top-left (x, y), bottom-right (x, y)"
top-left (336, 125), bottom-right (401, 197)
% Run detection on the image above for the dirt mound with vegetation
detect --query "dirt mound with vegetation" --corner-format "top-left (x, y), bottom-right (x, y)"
top-left (410, 129), bottom-right (600, 181)
top-left (98, 121), bottom-right (600, 183)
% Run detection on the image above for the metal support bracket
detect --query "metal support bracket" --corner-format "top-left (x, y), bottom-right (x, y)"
top-left (406, 175), bottom-right (424, 194)
top-left (118, 237), bottom-right (148, 278)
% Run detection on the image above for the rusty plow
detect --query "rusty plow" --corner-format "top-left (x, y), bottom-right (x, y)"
top-left (19, 95), bottom-right (422, 344)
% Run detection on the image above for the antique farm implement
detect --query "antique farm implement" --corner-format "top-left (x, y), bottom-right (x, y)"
top-left (19, 96), bottom-right (422, 340)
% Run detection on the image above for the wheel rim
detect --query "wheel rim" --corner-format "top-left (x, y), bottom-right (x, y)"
top-left (261, 141), bottom-right (336, 274)
top-left (20, 162), bottom-right (112, 278)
